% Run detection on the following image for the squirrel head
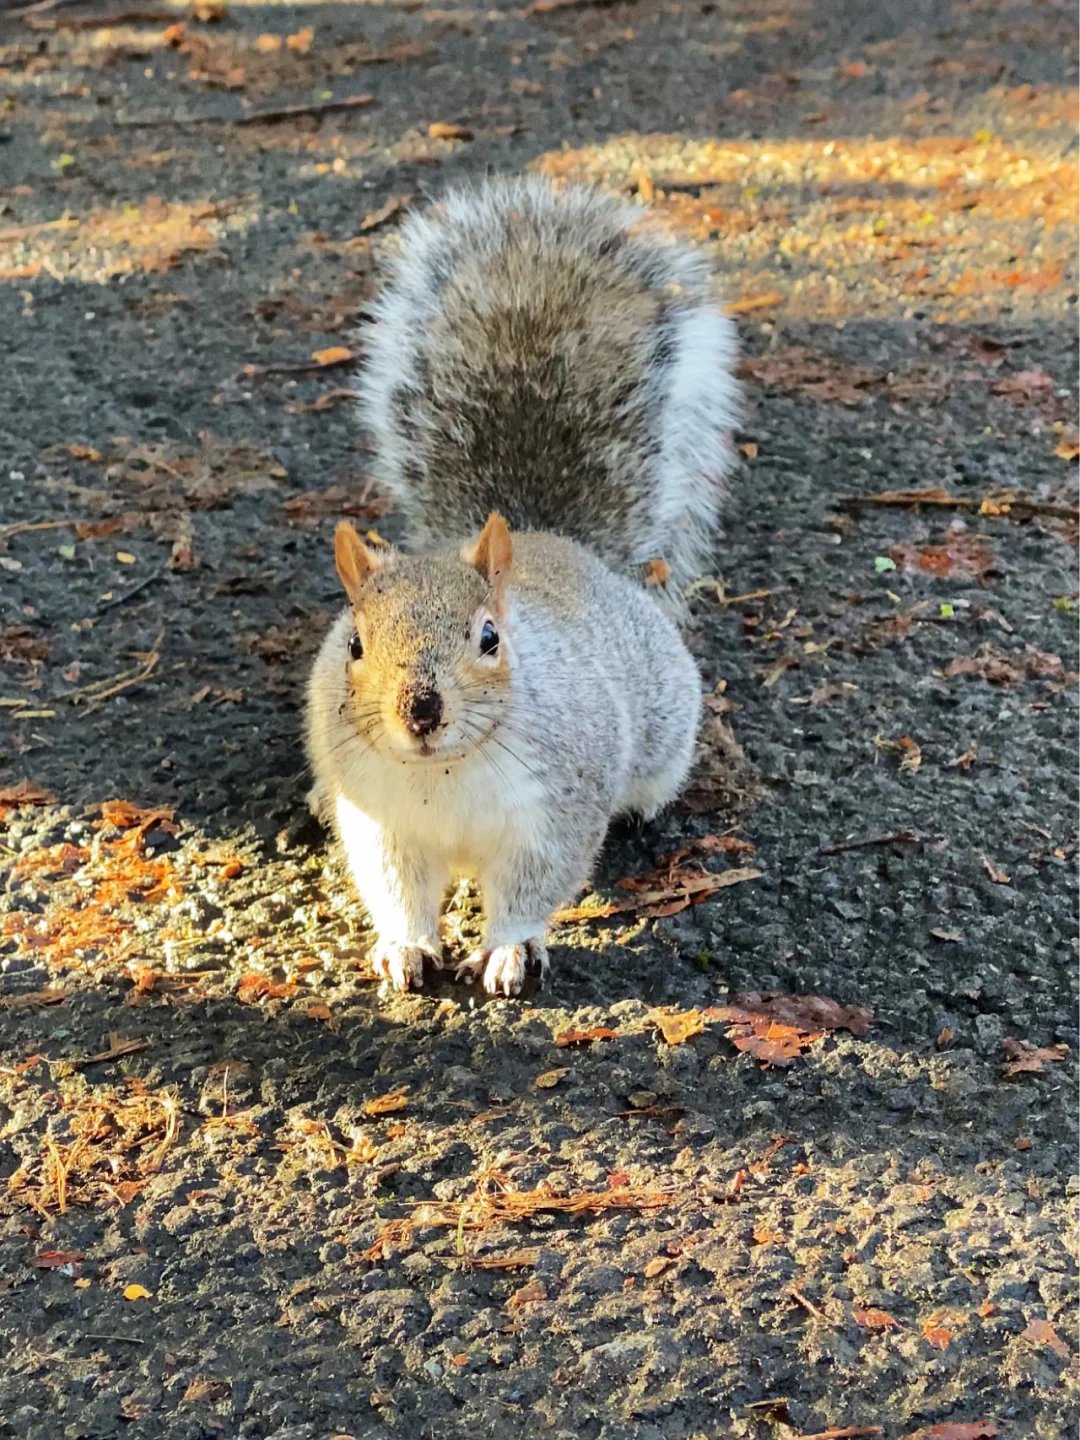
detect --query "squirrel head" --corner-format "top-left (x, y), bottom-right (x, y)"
top-left (333, 512), bottom-right (513, 763)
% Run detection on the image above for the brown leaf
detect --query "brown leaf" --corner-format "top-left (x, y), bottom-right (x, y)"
top-left (182, 1377), bottom-right (229, 1403)
top-left (854, 1306), bottom-right (900, 1331)
top-left (311, 346), bottom-right (355, 368)
top-left (1000, 1038), bottom-right (1069, 1077)
top-left (554, 867), bottom-right (761, 924)
top-left (362, 1088), bottom-right (409, 1115)
top-left (648, 1008), bottom-right (706, 1046)
top-left (1021, 1317), bottom-right (1070, 1358)
top-left (906, 1425), bottom-right (999, 1440)
top-left (921, 1320), bottom-right (952, 1350)
top-left (945, 645), bottom-right (1064, 686)
top-left (890, 528), bottom-right (997, 580)
top-left (990, 367), bottom-right (1055, 401)
top-left (306, 1002), bottom-right (332, 1022)
top-left (752, 1222), bottom-right (784, 1247)
top-left (643, 556), bottom-right (671, 586)
top-left (534, 1068), bottom-right (568, 1089)
top-left (0, 780), bottom-right (56, 811)
top-left (506, 1279), bottom-right (546, 1309)
top-left (981, 856), bottom-right (1011, 885)
top-left (739, 345), bottom-right (881, 407)
top-left (282, 483), bottom-right (390, 527)
top-left (727, 291), bottom-right (783, 315)
top-left (33, 1249), bottom-right (84, 1268)
top-left (98, 799), bottom-right (177, 835)
top-left (358, 194), bottom-right (413, 234)
top-left (727, 992), bottom-right (874, 1038)
top-left (235, 973), bottom-right (298, 1004)
top-left (1, 988), bottom-right (69, 1011)
top-left (553, 1026), bottom-right (617, 1047)
top-left (428, 121), bottom-right (473, 140)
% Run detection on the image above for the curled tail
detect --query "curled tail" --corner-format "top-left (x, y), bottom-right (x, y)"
top-left (358, 176), bottom-right (740, 603)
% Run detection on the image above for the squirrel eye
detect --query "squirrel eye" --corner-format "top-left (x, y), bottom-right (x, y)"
top-left (479, 619), bottom-right (499, 657)
top-left (348, 629), bottom-right (363, 661)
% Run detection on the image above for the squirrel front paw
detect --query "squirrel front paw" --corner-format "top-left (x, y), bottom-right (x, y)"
top-left (455, 939), bottom-right (548, 997)
top-left (371, 939), bottom-right (443, 992)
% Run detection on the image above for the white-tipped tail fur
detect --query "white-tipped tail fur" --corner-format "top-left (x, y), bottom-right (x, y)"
top-left (357, 175), bottom-right (739, 608)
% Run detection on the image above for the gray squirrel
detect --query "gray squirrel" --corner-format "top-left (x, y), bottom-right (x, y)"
top-left (305, 177), bottom-right (739, 996)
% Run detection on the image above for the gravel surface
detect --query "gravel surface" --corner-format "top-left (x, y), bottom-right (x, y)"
top-left (1, 1), bottom-right (1077, 1438)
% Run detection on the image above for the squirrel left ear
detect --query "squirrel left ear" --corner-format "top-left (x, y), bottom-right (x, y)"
top-left (334, 521), bottom-right (381, 608)
top-left (464, 512), bottom-right (512, 602)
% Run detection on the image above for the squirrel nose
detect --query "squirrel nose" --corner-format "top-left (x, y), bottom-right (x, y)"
top-left (405, 689), bottom-right (443, 737)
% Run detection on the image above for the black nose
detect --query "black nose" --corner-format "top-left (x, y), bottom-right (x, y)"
top-left (405, 689), bottom-right (443, 737)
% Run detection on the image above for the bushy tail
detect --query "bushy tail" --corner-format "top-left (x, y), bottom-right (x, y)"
top-left (358, 176), bottom-right (740, 604)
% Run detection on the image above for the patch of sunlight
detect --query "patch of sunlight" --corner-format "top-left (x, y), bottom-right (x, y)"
top-left (0, 195), bottom-right (255, 284)
top-left (534, 132), bottom-right (1077, 323)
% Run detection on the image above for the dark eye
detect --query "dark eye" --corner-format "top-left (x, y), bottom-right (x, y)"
top-left (348, 629), bottom-right (363, 661)
top-left (479, 619), bottom-right (499, 657)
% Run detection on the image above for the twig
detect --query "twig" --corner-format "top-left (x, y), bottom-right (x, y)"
top-left (83, 1333), bottom-right (147, 1345)
top-left (241, 353), bottom-right (360, 381)
top-left (119, 92), bottom-right (374, 129)
top-left (528, 0), bottom-right (619, 12)
top-left (789, 1286), bottom-right (831, 1323)
top-left (96, 568), bottom-right (165, 613)
top-left (800, 1429), bottom-right (883, 1440)
top-left (834, 489), bottom-right (1077, 520)
top-left (820, 830), bottom-right (922, 855)
top-left (67, 630), bottom-right (163, 709)
top-left (25, 7), bottom-right (179, 27)
top-left (0, 517), bottom-right (80, 542)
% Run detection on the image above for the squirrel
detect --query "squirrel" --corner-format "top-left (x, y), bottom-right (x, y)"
top-left (305, 176), bottom-right (739, 996)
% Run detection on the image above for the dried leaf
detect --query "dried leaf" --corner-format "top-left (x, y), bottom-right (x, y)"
top-left (236, 973), bottom-right (298, 1004)
top-left (890, 528), bottom-right (997, 580)
top-left (311, 346), bottom-right (355, 368)
top-left (981, 856), bottom-right (1011, 885)
top-left (990, 367), bottom-right (1055, 401)
top-left (906, 1425), bottom-right (999, 1440)
top-left (553, 1025), bottom-right (618, 1047)
top-left (554, 867), bottom-right (761, 924)
top-left (506, 1279), bottom-right (546, 1309)
top-left (358, 194), bottom-right (413, 233)
top-left (643, 557), bottom-right (671, 586)
top-left (726, 992), bottom-right (874, 1038)
top-left (0, 780), bottom-right (56, 810)
top-left (945, 645), bottom-right (1064, 686)
top-left (727, 291), bottom-right (783, 315)
top-left (428, 121), bottom-right (473, 140)
top-left (1000, 1038), bottom-right (1069, 1077)
top-left (649, 1008), bottom-right (706, 1046)
top-left (182, 1377), bottom-right (229, 1403)
top-left (534, 1068), bottom-right (568, 1089)
top-left (123, 1283), bottom-right (152, 1300)
top-left (362, 1088), bottom-right (409, 1115)
top-left (306, 1002), bottom-right (332, 1022)
top-left (921, 1320), bottom-right (952, 1350)
top-left (33, 1249), bottom-right (85, 1268)
top-left (1, 988), bottom-right (69, 1011)
top-left (752, 1222), bottom-right (785, 1246)
top-left (1021, 1317), bottom-right (1070, 1358)
top-left (854, 1307), bottom-right (900, 1331)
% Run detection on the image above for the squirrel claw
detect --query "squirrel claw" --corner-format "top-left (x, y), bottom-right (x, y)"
top-left (456, 940), bottom-right (548, 997)
top-left (371, 940), bottom-right (442, 993)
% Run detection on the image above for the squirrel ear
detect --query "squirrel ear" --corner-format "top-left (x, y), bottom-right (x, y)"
top-left (334, 521), bottom-right (380, 607)
top-left (464, 512), bottom-right (513, 598)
